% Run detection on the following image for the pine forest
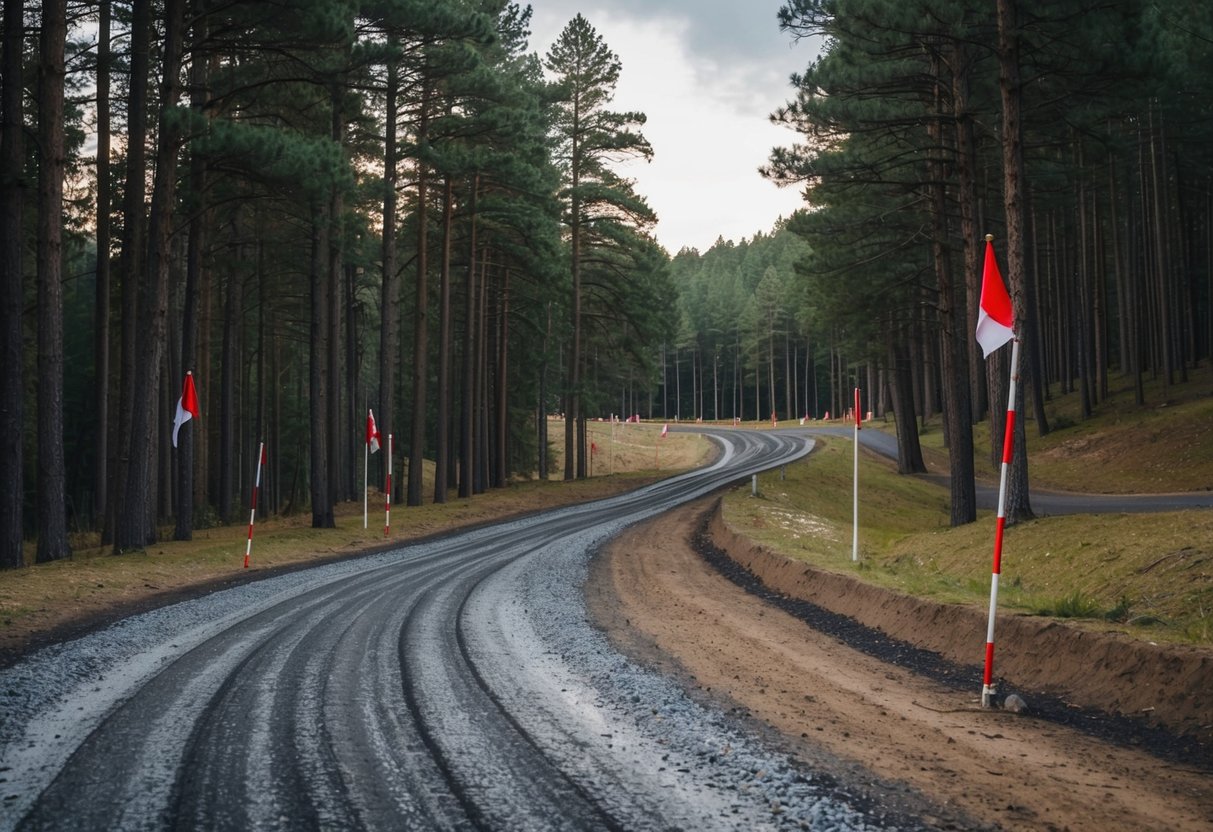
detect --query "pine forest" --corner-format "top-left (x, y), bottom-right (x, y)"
top-left (2, 0), bottom-right (1211, 567)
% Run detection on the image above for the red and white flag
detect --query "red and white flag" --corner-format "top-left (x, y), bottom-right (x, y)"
top-left (661, 423), bottom-right (669, 438)
top-left (976, 238), bottom-right (1015, 358)
top-left (172, 371), bottom-right (200, 448)
top-left (366, 409), bottom-right (382, 454)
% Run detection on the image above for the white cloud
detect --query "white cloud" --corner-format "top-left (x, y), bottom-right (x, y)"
top-left (530, 3), bottom-right (813, 253)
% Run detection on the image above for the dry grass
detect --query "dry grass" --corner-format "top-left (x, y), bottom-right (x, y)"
top-left (0, 421), bottom-right (713, 656)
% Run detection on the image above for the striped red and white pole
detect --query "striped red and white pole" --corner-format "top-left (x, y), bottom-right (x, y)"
top-left (982, 338), bottom-right (1021, 708)
top-left (852, 386), bottom-right (861, 562)
top-left (244, 441), bottom-right (265, 569)
top-left (384, 433), bottom-right (392, 537)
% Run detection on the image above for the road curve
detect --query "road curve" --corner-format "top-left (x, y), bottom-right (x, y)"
top-left (0, 429), bottom-right (910, 831)
top-left (797, 424), bottom-right (1213, 513)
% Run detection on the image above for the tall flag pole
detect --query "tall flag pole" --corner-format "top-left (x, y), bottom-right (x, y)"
top-left (384, 433), bottom-right (393, 537)
top-left (656, 422), bottom-right (668, 469)
top-left (172, 371), bottom-right (200, 448)
top-left (365, 408), bottom-right (381, 529)
top-left (244, 442), bottom-right (265, 569)
top-left (852, 386), bottom-right (861, 562)
top-left (976, 234), bottom-right (1017, 708)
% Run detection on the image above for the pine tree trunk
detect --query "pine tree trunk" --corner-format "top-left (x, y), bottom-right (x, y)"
top-left (219, 268), bottom-right (238, 525)
top-left (928, 55), bottom-right (975, 526)
top-left (35, 0), bottom-right (70, 562)
top-left (434, 176), bottom-right (453, 503)
top-left (495, 271), bottom-right (510, 488)
top-left (379, 61), bottom-right (399, 499)
top-left (309, 200), bottom-right (334, 528)
top-left (886, 336), bottom-right (926, 475)
top-left (114, 0), bottom-right (185, 551)
top-left (175, 14), bottom-right (209, 541)
top-left (108, 0), bottom-right (150, 547)
top-left (0, 0), bottom-right (26, 568)
top-left (93, 0), bottom-right (112, 528)
top-left (408, 84), bottom-right (431, 506)
top-left (994, 0), bottom-right (1034, 524)
top-left (460, 178), bottom-right (478, 496)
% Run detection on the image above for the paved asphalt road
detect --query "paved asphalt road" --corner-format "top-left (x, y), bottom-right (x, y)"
top-left (797, 424), bottom-right (1213, 513)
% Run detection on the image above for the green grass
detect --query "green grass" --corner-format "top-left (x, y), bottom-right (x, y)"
top-left (912, 362), bottom-right (1213, 493)
top-left (724, 380), bottom-right (1213, 646)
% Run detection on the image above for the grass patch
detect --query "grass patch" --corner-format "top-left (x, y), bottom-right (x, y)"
top-left (911, 362), bottom-right (1213, 493)
top-left (723, 432), bottom-right (1213, 646)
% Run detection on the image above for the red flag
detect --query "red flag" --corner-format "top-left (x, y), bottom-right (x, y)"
top-left (976, 238), bottom-right (1015, 358)
top-left (172, 372), bottom-right (200, 448)
top-left (661, 423), bottom-right (669, 438)
top-left (366, 408), bottom-right (382, 454)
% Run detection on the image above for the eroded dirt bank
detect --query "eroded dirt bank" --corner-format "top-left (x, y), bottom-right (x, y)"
top-left (588, 497), bottom-right (1213, 831)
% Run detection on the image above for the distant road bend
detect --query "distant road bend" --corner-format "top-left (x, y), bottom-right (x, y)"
top-left (0, 428), bottom-right (920, 831)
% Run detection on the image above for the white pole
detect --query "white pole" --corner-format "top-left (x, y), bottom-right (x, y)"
top-left (385, 433), bottom-right (392, 537)
top-left (363, 436), bottom-right (369, 530)
top-left (852, 386), bottom-right (860, 562)
top-left (244, 441), bottom-right (264, 569)
top-left (982, 338), bottom-right (1021, 707)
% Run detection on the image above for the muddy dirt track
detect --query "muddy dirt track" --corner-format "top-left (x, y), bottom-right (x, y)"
top-left (588, 498), bottom-right (1213, 832)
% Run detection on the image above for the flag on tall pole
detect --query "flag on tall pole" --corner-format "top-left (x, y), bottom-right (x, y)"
top-left (364, 408), bottom-right (381, 529)
top-left (172, 371), bottom-right (200, 448)
top-left (366, 409), bottom-right (381, 453)
top-left (976, 236), bottom-right (1015, 358)
top-left (976, 234), bottom-right (1019, 708)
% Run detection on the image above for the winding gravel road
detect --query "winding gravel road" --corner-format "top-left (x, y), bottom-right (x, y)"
top-left (0, 429), bottom-right (918, 831)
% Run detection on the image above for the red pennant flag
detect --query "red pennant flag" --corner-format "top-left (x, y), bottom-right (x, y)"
top-left (172, 371), bottom-right (200, 448)
top-left (367, 409), bottom-right (382, 454)
top-left (661, 423), bottom-right (669, 438)
top-left (976, 238), bottom-right (1015, 358)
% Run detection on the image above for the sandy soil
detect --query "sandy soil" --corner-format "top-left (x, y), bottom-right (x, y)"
top-left (588, 498), bottom-right (1213, 832)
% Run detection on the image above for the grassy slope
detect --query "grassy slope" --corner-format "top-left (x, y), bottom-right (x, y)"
top-left (725, 364), bottom-right (1213, 645)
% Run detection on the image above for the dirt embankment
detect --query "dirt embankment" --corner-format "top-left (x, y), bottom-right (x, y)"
top-left (590, 497), bottom-right (1213, 832)
top-left (706, 506), bottom-right (1213, 740)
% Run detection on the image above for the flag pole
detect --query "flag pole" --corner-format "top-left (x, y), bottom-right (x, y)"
top-left (384, 433), bottom-right (392, 537)
top-left (982, 336), bottom-right (1021, 707)
top-left (244, 441), bottom-right (265, 569)
top-left (363, 405), bottom-right (369, 530)
top-left (852, 386), bottom-right (861, 562)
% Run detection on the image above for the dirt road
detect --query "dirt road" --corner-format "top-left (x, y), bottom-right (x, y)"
top-left (588, 498), bottom-right (1213, 831)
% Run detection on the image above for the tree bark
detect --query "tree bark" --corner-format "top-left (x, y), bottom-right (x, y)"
top-left (309, 199), bottom-right (334, 528)
top-left (434, 176), bottom-right (453, 503)
top-left (93, 0), bottom-right (112, 528)
top-left (175, 10), bottom-right (210, 541)
top-left (0, 0), bottom-right (26, 568)
top-left (994, 0), bottom-right (1033, 524)
top-left (928, 52), bottom-right (976, 526)
top-left (35, 0), bottom-right (70, 562)
top-left (886, 336), bottom-right (926, 475)
top-left (460, 176), bottom-right (478, 496)
top-left (408, 82), bottom-right (432, 507)
top-left (378, 61), bottom-right (399, 502)
top-left (108, 0), bottom-right (151, 546)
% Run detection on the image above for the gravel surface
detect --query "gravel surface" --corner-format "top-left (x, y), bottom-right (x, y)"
top-left (0, 430), bottom-right (921, 830)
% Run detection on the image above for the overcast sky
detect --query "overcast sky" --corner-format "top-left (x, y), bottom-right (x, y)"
top-left (527, 2), bottom-right (816, 254)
